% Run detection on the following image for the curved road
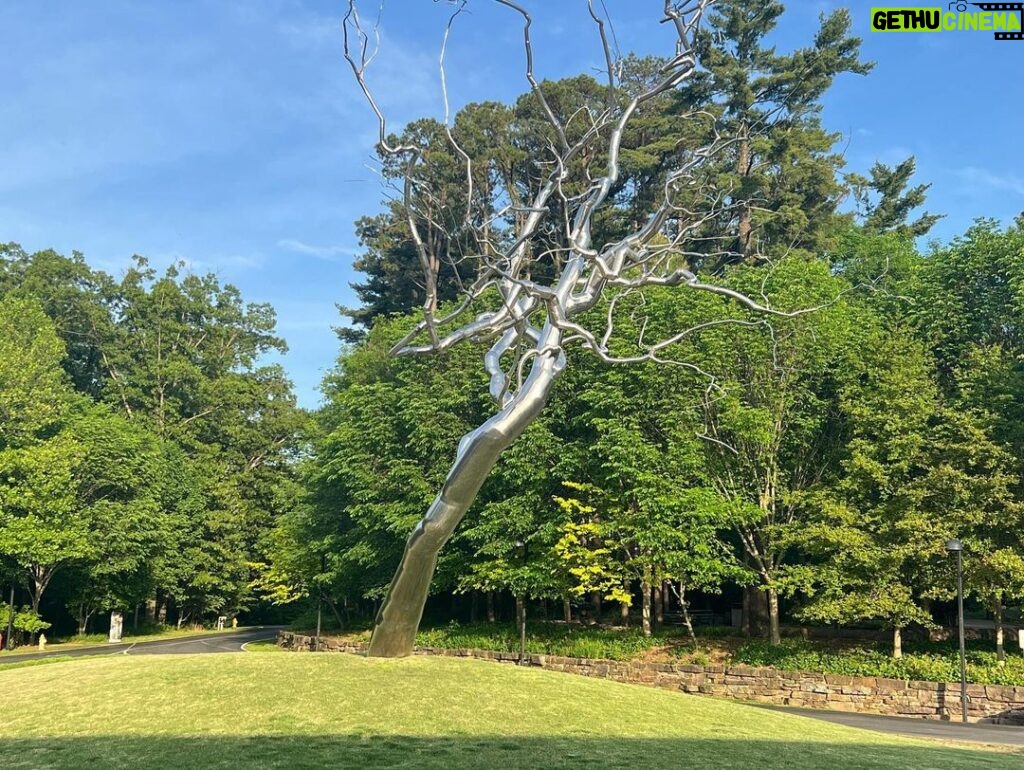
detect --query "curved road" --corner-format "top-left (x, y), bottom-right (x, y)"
top-left (0, 626), bottom-right (282, 664)
top-left (757, 705), bottom-right (1024, 747)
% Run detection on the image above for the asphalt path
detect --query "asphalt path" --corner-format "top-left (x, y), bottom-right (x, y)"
top-left (0, 626), bottom-right (282, 664)
top-left (757, 705), bottom-right (1024, 747)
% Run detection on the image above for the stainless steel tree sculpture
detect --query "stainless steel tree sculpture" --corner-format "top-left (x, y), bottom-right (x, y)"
top-left (343, 0), bottom-right (811, 657)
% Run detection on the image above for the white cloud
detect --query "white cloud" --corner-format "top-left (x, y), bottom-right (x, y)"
top-left (876, 146), bottom-right (915, 164)
top-left (956, 167), bottom-right (1024, 197)
top-left (277, 238), bottom-right (358, 262)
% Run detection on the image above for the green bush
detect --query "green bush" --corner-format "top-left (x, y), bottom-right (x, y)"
top-left (733, 639), bottom-right (1024, 686)
top-left (415, 621), bottom-right (666, 661)
top-left (0, 605), bottom-right (50, 635)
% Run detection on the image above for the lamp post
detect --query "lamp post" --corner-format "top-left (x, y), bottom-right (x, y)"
top-left (946, 538), bottom-right (968, 723)
top-left (515, 539), bottom-right (526, 665)
top-left (6, 585), bottom-right (14, 651)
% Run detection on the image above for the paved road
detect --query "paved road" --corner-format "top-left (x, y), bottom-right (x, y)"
top-left (0, 626), bottom-right (282, 664)
top-left (757, 705), bottom-right (1024, 747)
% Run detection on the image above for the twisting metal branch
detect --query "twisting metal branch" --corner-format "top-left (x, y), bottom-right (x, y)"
top-left (439, 1), bottom-right (473, 227)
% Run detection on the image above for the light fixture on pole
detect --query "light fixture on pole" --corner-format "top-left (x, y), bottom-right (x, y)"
top-left (946, 538), bottom-right (968, 723)
top-left (515, 539), bottom-right (526, 665)
top-left (5, 586), bottom-right (13, 651)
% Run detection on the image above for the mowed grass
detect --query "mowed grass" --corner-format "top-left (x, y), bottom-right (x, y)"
top-left (0, 653), bottom-right (1019, 770)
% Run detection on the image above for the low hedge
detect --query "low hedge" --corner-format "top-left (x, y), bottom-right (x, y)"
top-left (394, 621), bottom-right (1024, 685)
top-left (734, 639), bottom-right (1024, 686)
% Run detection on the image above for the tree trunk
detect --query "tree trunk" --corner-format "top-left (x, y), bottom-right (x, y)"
top-left (767, 588), bottom-right (781, 646)
top-left (146, 598), bottom-right (157, 624)
top-left (736, 123), bottom-right (754, 260)
top-left (515, 594), bottom-right (527, 664)
top-left (654, 582), bottom-right (664, 627)
top-left (680, 584), bottom-right (697, 645)
top-left (367, 339), bottom-right (565, 657)
top-left (741, 582), bottom-right (751, 637)
top-left (29, 576), bottom-right (43, 616)
top-left (324, 596), bottom-right (346, 631)
top-left (591, 591), bottom-right (602, 625)
top-left (315, 596), bottom-right (323, 647)
top-left (994, 600), bottom-right (1005, 664)
top-left (28, 571), bottom-right (48, 645)
top-left (893, 625), bottom-right (903, 659)
top-left (620, 580), bottom-right (631, 626)
top-left (486, 591), bottom-right (496, 623)
top-left (563, 598), bottom-right (572, 623)
top-left (641, 568), bottom-right (652, 638)
top-left (5, 585), bottom-right (14, 651)
top-left (77, 606), bottom-right (96, 636)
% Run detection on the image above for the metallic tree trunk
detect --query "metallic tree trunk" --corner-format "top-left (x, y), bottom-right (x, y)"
top-left (367, 340), bottom-right (564, 657)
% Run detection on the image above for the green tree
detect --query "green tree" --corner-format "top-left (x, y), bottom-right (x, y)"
top-left (278, 313), bottom-right (492, 612)
top-left (685, 258), bottom-right (861, 644)
top-left (684, 1), bottom-right (872, 261)
top-left (912, 220), bottom-right (1024, 659)
top-left (556, 356), bottom-right (737, 637)
top-left (0, 244), bottom-right (118, 399)
top-left (102, 258), bottom-right (303, 622)
top-left (0, 295), bottom-right (70, 447)
top-left (58, 404), bottom-right (166, 633)
top-left (846, 157), bottom-right (943, 237)
top-left (455, 420), bottom-right (567, 625)
top-left (796, 329), bottom-right (1014, 657)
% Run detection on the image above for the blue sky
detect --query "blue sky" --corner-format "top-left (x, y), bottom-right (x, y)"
top-left (3, 1), bottom-right (1022, 408)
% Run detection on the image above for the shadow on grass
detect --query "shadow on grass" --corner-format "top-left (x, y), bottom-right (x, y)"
top-left (0, 735), bottom-right (1018, 770)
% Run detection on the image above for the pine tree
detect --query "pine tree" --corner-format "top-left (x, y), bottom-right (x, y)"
top-left (680, 1), bottom-right (873, 263)
top-left (846, 156), bottom-right (943, 237)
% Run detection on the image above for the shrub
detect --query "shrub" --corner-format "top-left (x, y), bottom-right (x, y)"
top-left (733, 639), bottom-right (1024, 686)
top-left (415, 621), bottom-right (666, 661)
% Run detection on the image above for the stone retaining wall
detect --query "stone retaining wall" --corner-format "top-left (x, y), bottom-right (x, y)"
top-left (277, 631), bottom-right (1024, 725)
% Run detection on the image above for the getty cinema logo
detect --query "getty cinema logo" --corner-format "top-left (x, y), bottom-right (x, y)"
top-left (871, 3), bottom-right (1024, 38)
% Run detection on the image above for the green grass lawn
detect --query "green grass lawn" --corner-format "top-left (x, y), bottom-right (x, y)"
top-left (0, 653), bottom-right (1019, 769)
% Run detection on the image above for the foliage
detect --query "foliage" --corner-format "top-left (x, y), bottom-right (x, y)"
top-left (0, 605), bottom-right (50, 635)
top-left (677, 1), bottom-right (873, 261)
top-left (0, 245), bottom-right (304, 631)
top-left (735, 639), bottom-right (1024, 687)
top-left (846, 157), bottom-right (943, 237)
top-left (414, 621), bottom-right (666, 662)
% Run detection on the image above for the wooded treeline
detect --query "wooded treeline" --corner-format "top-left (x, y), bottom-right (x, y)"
top-left (3, 2), bottom-right (1023, 659)
top-left (0, 249), bottom-right (306, 642)
top-left (271, 2), bottom-right (1024, 659)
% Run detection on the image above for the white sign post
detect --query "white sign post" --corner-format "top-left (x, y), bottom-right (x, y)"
top-left (108, 611), bottom-right (123, 643)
